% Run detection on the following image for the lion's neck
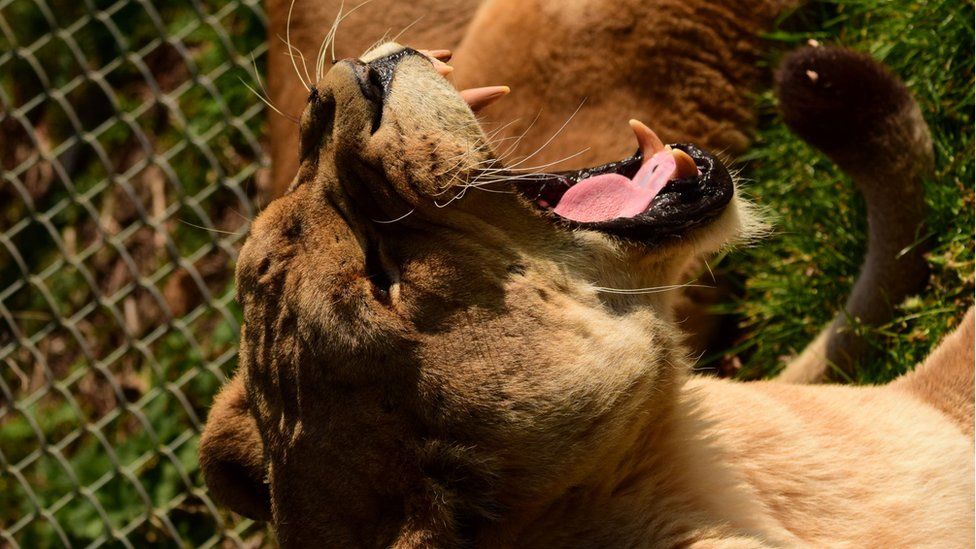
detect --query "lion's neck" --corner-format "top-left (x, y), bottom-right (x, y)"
top-left (478, 378), bottom-right (786, 547)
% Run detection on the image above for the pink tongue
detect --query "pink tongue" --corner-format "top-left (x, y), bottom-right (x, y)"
top-left (554, 151), bottom-right (677, 222)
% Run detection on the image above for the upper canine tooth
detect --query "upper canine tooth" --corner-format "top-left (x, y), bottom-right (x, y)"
top-left (671, 148), bottom-right (700, 179)
top-left (629, 119), bottom-right (666, 159)
top-left (460, 86), bottom-right (511, 112)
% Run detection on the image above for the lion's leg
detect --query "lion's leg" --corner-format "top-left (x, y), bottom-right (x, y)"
top-left (451, 0), bottom-right (802, 173)
top-left (890, 308), bottom-right (975, 437)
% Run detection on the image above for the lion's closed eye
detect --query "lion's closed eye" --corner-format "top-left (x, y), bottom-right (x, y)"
top-left (364, 240), bottom-right (397, 304)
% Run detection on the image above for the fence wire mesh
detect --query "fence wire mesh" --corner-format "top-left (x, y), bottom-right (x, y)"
top-left (0, 0), bottom-right (270, 546)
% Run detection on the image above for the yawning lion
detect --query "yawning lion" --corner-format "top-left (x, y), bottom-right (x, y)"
top-left (197, 30), bottom-right (974, 546)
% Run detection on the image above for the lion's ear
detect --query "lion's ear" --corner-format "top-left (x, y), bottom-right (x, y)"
top-left (199, 374), bottom-right (271, 521)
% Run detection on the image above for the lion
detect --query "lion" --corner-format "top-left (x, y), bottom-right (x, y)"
top-left (263, 0), bottom-right (933, 377)
top-left (197, 27), bottom-right (975, 545)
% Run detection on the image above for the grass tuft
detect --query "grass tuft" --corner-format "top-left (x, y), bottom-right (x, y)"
top-left (718, 0), bottom-right (974, 381)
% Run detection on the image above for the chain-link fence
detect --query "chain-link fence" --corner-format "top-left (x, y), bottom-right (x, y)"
top-left (0, 0), bottom-right (270, 546)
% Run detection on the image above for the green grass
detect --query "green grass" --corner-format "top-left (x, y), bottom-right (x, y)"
top-left (717, 0), bottom-right (974, 381)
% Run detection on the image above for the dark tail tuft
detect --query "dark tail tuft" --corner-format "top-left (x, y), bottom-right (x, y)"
top-left (776, 46), bottom-right (925, 169)
top-left (775, 46), bottom-right (933, 383)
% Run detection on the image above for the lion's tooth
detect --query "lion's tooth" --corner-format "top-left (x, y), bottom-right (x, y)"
top-left (421, 49), bottom-right (452, 61)
top-left (418, 49), bottom-right (454, 76)
top-left (432, 58), bottom-right (454, 76)
top-left (671, 148), bottom-right (699, 179)
top-left (460, 86), bottom-right (510, 112)
top-left (629, 119), bottom-right (666, 159)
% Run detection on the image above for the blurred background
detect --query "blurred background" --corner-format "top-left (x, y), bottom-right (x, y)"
top-left (1, 0), bottom-right (267, 546)
top-left (0, 0), bottom-right (972, 547)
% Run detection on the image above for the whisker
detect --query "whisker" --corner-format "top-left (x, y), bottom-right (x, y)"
top-left (434, 185), bottom-right (469, 208)
top-left (475, 147), bottom-right (590, 177)
top-left (240, 78), bottom-right (299, 123)
top-left (432, 115), bottom-right (539, 187)
top-left (429, 104), bottom-right (592, 205)
top-left (464, 186), bottom-right (515, 194)
top-left (245, 53), bottom-right (300, 123)
top-left (179, 219), bottom-right (244, 236)
top-left (494, 111), bottom-right (543, 162)
top-left (591, 282), bottom-right (714, 295)
top-left (364, 30), bottom-right (393, 58)
top-left (285, 0), bottom-right (311, 91)
top-left (315, 0), bottom-right (344, 81)
top-left (391, 15), bottom-right (424, 42)
top-left (702, 258), bottom-right (716, 285)
top-left (331, 0), bottom-right (376, 65)
top-left (463, 148), bottom-right (590, 194)
top-left (372, 209), bottom-right (415, 224)
top-left (504, 99), bottom-right (586, 170)
top-left (249, 53), bottom-right (270, 96)
top-left (278, 40), bottom-right (314, 87)
top-left (229, 208), bottom-right (256, 224)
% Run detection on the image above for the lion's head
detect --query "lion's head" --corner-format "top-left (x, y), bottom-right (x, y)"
top-left (200, 42), bottom-right (757, 546)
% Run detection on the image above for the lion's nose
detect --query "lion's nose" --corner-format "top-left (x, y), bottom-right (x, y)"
top-left (344, 47), bottom-right (426, 105)
top-left (344, 59), bottom-right (383, 106)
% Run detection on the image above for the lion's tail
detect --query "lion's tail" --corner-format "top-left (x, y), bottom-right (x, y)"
top-left (773, 46), bottom-right (933, 383)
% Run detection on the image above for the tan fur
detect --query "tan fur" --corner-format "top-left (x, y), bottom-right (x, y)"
top-left (892, 308), bottom-right (975, 438)
top-left (450, 0), bottom-right (798, 172)
top-left (199, 30), bottom-right (975, 546)
top-left (266, 0), bottom-right (483, 197)
top-left (266, 0), bottom-right (800, 197)
top-left (265, 0), bottom-right (804, 357)
top-left (198, 374), bottom-right (270, 521)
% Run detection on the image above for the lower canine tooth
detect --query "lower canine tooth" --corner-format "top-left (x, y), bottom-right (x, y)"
top-left (671, 149), bottom-right (700, 179)
top-left (432, 58), bottom-right (454, 76)
top-left (418, 50), bottom-right (454, 76)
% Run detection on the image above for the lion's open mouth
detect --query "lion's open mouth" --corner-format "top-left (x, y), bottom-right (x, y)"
top-left (349, 47), bottom-right (733, 241)
top-left (509, 123), bottom-right (734, 241)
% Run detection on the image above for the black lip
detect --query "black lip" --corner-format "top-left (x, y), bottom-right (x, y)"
top-left (512, 144), bottom-right (734, 242)
top-left (368, 47), bottom-right (424, 96)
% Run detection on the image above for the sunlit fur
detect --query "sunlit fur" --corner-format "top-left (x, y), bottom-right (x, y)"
top-left (200, 42), bottom-right (974, 547)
